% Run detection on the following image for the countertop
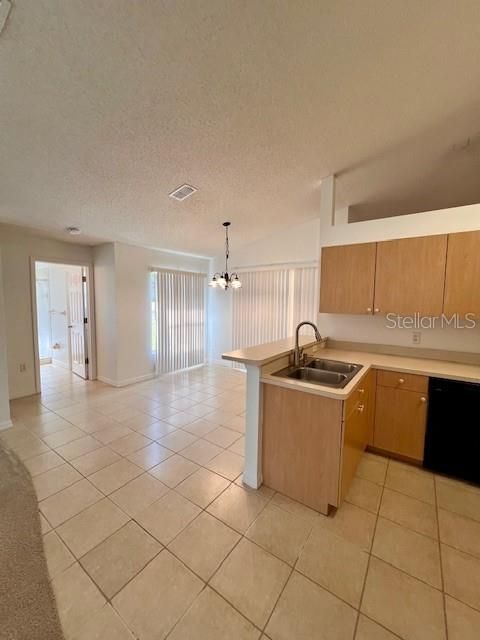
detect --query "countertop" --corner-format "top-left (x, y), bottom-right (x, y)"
top-left (222, 340), bottom-right (480, 400)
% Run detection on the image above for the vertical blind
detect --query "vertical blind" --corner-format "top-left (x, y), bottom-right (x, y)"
top-left (153, 269), bottom-right (206, 373)
top-left (232, 265), bottom-right (318, 353)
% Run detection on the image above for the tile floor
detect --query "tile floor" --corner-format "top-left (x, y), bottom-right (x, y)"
top-left (3, 364), bottom-right (480, 639)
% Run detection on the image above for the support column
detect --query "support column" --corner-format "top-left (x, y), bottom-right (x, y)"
top-left (242, 364), bottom-right (263, 488)
top-left (0, 252), bottom-right (12, 430)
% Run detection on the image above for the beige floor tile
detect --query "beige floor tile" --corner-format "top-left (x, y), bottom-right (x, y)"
top-left (246, 504), bottom-right (312, 565)
top-left (436, 479), bottom-right (480, 523)
top-left (211, 538), bottom-right (290, 627)
top-left (442, 543), bottom-right (480, 611)
top-left (89, 459), bottom-right (143, 495)
top-left (13, 437), bottom-right (51, 459)
top-left (228, 436), bottom-right (245, 456)
top-left (70, 604), bottom-right (134, 640)
top-left (265, 571), bottom-right (357, 640)
top-left (362, 557), bottom-right (446, 640)
top-left (385, 461), bottom-right (435, 504)
top-left (445, 595), bottom-right (480, 640)
top-left (43, 530), bottom-right (76, 580)
top-left (204, 426), bottom-right (241, 448)
top-left (206, 450), bottom-right (244, 480)
top-left (126, 442), bottom-right (173, 470)
top-left (56, 498), bottom-right (129, 558)
top-left (28, 418), bottom-right (75, 437)
top-left (317, 501), bottom-right (376, 551)
top-left (439, 508), bottom-right (480, 558)
top-left (70, 447), bottom-right (122, 476)
top-left (182, 418), bottom-right (217, 437)
top-left (207, 484), bottom-right (268, 533)
top-left (55, 435), bottom-right (103, 461)
top-left (108, 407), bottom-right (145, 423)
top-left (356, 615), bottom-right (399, 640)
top-left (112, 550), bottom-right (203, 640)
top-left (372, 517), bottom-right (442, 588)
top-left (169, 512), bottom-right (240, 580)
top-left (135, 490), bottom-right (201, 544)
top-left (380, 488), bottom-right (438, 538)
top-left (40, 479), bottom-right (104, 527)
top-left (149, 454), bottom-right (199, 487)
top-left (345, 476), bottom-right (382, 513)
top-left (270, 492), bottom-right (320, 524)
top-left (181, 438), bottom-right (223, 465)
top-left (158, 430), bottom-right (198, 452)
top-left (110, 473), bottom-right (169, 516)
top-left (81, 521), bottom-right (161, 598)
top-left (164, 411), bottom-right (197, 428)
top-left (121, 413), bottom-right (160, 431)
top-left (40, 512), bottom-right (52, 534)
top-left (146, 404), bottom-right (178, 420)
top-left (136, 420), bottom-right (177, 439)
top-left (24, 449), bottom-right (64, 476)
top-left (108, 432), bottom-right (152, 456)
top-left (52, 563), bottom-right (106, 639)
top-left (168, 587), bottom-right (259, 640)
top-left (297, 525), bottom-right (368, 607)
top-left (176, 467), bottom-right (230, 508)
top-left (33, 463), bottom-right (83, 501)
top-left (356, 453), bottom-right (388, 485)
top-left (43, 426), bottom-right (86, 448)
top-left (94, 424), bottom-right (133, 445)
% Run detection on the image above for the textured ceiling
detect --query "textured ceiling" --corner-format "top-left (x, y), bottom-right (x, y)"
top-left (1, 1), bottom-right (480, 254)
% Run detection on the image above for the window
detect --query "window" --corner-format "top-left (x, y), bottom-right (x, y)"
top-left (232, 265), bottom-right (318, 352)
top-left (151, 269), bottom-right (206, 373)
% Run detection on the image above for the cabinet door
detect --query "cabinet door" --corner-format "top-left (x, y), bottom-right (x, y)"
top-left (320, 243), bottom-right (376, 314)
top-left (374, 387), bottom-right (428, 461)
top-left (374, 235), bottom-right (447, 316)
top-left (444, 230), bottom-right (480, 318)
top-left (262, 384), bottom-right (343, 513)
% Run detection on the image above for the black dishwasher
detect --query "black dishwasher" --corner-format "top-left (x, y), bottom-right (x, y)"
top-left (423, 377), bottom-right (480, 485)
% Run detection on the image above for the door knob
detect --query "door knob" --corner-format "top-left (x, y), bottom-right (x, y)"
top-left (357, 403), bottom-right (365, 413)
top-left (358, 388), bottom-right (365, 394)
top-left (366, 307), bottom-right (372, 313)
top-left (420, 397), bottom-right (427, 403)
top-left (398, 378), bottom-right (405, 384)
top-left (374, 308), bottom-right (380, 313)
top-left (68, 325), bottom-right (73, 328)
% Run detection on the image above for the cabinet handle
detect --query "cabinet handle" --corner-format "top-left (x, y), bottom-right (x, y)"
top-left (366, 307), bottom-right (372, 313)
top-left (398, 378), bottom-right (405, 384)
top-left (357, 403), bottom-right (365, 413)
top-left (420, 397), bottom-right (427, 403)
top-left (374, 308), bottom-right (380, 313)
top-left (358, 388), bottom-right (365, 394)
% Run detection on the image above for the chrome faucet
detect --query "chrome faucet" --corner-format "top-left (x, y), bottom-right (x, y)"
top-left (294, 321), bottom-right (322, 367)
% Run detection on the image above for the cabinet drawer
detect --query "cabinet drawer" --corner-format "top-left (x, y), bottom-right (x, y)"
top-left (377, 370), bottom-right (428, 394)
top-left (345, 375), bottom-right (370, 418)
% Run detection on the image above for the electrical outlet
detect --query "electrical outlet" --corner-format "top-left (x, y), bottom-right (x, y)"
top-left (412, 332), bottom-right (421, 345)
top-left (19, 363), bottom-right (26, 372)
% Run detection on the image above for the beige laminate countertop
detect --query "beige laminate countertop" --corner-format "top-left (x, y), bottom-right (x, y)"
top-left (222, 336), bottom-right (318, 366)
top-left (222, 340), bottom-right (480, 400)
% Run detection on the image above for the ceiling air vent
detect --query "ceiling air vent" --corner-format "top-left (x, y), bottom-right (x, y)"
top-left (169, 184), bottom-right (197, 201)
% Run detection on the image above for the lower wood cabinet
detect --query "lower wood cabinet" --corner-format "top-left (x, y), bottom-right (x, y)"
top-left (262, 372), bottom-right (374, 514)
top-left (373, 372), bottom-right (428, 461)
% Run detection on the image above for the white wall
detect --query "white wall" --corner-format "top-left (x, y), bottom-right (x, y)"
top-left (94, 242), bottom-right (209, 386)
top-left (0, 224), bottom-right (93, 399)
top-left (319, 200), bottom-right (480, 353)
top-left (0, 252), bottom-right (11, 427)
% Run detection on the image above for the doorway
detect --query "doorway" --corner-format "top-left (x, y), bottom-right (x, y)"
top-left (33, 260), bottom-right (93, 391)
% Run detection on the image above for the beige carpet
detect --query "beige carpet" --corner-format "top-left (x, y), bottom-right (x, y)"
top-left (0, 444), bottom-right (64, 640)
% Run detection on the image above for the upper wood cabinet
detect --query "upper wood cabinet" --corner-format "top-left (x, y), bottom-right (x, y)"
top-left (374, 235), bottom-right (448, 316)
top-left (320, 243), bottom-right (376, 314)
top-left (444, 230), bottom-right (480, 318)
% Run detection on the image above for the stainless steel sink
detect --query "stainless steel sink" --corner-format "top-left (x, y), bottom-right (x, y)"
top-left (304, 358), bottom-right (361, 375)
top-left (272, 358), bottom-right (362, 388)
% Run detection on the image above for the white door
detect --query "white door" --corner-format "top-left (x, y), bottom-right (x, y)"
top-left (67, 268), bottom-right (88, 379)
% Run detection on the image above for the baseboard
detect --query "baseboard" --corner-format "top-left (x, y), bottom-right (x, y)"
top-left (97, 372), bottom-right (156, 388)
top-left (0, 419), bottom-right (13, 431)
top-left (40, 357), bottom-right (52, 365)
top-left (52, 358), bottom-right (69, 370)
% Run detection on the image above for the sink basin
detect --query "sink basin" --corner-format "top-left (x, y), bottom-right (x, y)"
top-left (304, 358), bottom-right (361, 375)
top-left (272, 358), bottom-right (362, 389)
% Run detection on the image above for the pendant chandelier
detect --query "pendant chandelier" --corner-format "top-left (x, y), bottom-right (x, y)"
top-left (208, 222), bottom-right (242, 290)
